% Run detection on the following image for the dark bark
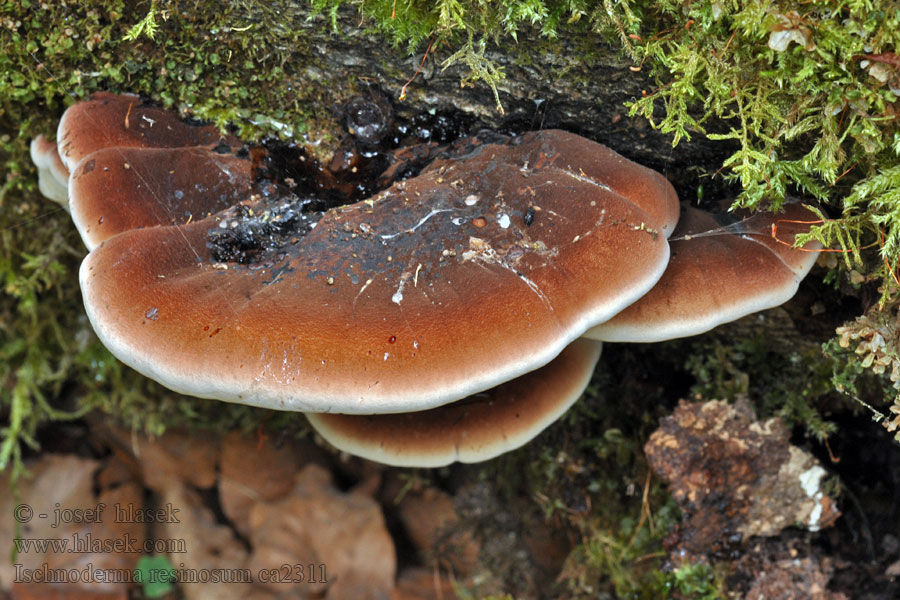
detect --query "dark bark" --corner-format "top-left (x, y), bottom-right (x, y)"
top-left (288, 7), bottom-right (735, 202)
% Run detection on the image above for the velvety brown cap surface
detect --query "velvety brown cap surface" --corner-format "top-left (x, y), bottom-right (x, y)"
top-left (427, 130), bottom-right (680, 237)
top-left (57, 92), bottom-right (235, 171)
top-left (586, 203), bottom-right (821, 343)
top-left (306, 339), bottom-right (602, 467)
top-left (69, 146), bottom-right (251, 250)
top-left (80, 130), bottom-right (670, 413)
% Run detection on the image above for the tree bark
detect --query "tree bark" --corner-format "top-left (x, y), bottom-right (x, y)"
top-left (289, 7), bottom-right (735, 201)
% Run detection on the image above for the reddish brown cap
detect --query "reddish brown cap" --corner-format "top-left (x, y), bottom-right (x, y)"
top-left (56, 92), bottom-right (235, 172)
top-left (69, 146), bottom-right (251, 250)
top-left (30, 134), bottom-right (70, 206)
top-left (427, 130), bottom-right (680, 238)
top-left (79, 129), bottom-right (671, 413)
top-left (511, 131), bottom-right (680, 237)
top-left (586, 203), bottom-right (821, 342)
top-left (306, 339), bottom-right (602, 467)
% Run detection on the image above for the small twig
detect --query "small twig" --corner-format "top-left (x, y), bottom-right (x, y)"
top-left (256, 425), bottom-right (269, 450)
top-left (399, 37), bottom-right (435, 102)
top-left (770, 218), bottom-right (853, 252)
top-left (620, 470), bottom-right (654, 560)
top-left (822, 435), bottom-right (841, 463)
top-left (833, 159), bottom-right (860, 184)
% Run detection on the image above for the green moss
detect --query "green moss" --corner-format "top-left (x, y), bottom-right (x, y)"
top-left (685, 329), bottom-right (839, 442)
top-left (624, 2), bottom-right (900, 292)
top-left (660, 563), bottom-right (726, 600)
top-left (314, 0), bottom-right (900, 301)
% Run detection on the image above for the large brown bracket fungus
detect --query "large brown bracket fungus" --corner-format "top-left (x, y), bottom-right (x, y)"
top-left (64, 94), bottom-right (676, 414)
top-left (35, 93), bottom-right (821, 467)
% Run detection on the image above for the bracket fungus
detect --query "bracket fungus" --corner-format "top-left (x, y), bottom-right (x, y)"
top-left (29, 134), bottom-right (69, 207)
top-left (35, 93), bottom-right (821, 467)
top-left (586, 204), bottom-right (822, 343)
top-left (69, 146), bottom-right (251, 250)
top-left (67, 95), bottom-right (675, 414)
top-left (56, 92), bottom-right (237, 172)
top-left (306, 339), bottom-right (602, 467)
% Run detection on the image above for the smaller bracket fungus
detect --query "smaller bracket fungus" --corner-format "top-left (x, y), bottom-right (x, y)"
top-left (306, 339), bottom-right (602, 467)
top-left (52, 92), bottom-right (250, 250)
top-left (68, 146), bottom-right (251, 250)
top-left (586, 203), bottom-right (821, 343)
top-left (30, 134), bottom-right (70, 207)
top-left (56, 92), bottom-right (238, 172)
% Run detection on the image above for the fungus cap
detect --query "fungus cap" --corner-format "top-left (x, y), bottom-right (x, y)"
top-left (586, 203), bottom-right (821, 343)
top-left (427, 130), bottom-right (680, 238)
top-left (56, 92), bottom-right (235, 172)
top-left (306, 339), bottom-right (602, 467)
top-left (69, 146), bottom-right (251, 250)
top-left (30, 134), bottom-right (69, 207)
top-left (77, 122), bottom-right (673, 413)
